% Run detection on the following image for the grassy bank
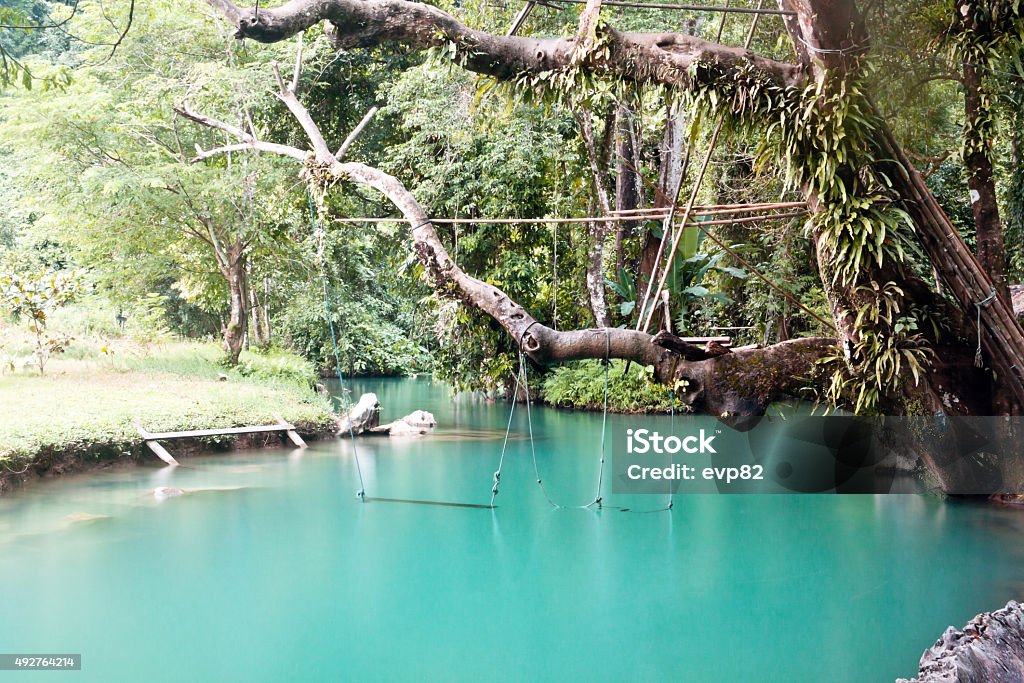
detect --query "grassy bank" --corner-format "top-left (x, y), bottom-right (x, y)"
top-left (0, 333), bottom-right (338, 489)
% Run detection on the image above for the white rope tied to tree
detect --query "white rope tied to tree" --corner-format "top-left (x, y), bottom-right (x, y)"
top-left (308, 188), bottom-right (366, 500)
top-left (591, 327), bottom-right (612, 508)
top-left (975, 288), bottom-right (997, 368)
top-left (489, 350), bottom-right (525, 507)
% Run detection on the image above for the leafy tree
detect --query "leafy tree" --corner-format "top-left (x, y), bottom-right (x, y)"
top-left (1, 0), bottom-right (306, 363)
top-left (0, 266), bottom-right (82, 373)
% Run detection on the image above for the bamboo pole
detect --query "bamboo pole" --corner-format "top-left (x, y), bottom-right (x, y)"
top-left (328, 209), bottom-right (806, 225)
top-left (610, 201), bottom-right (807, 215)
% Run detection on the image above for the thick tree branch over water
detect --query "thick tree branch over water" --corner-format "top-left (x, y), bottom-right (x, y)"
top-left (203, 0), bottom-right (805, 88)
top-left (175, 52), bottom-right (835, 418)
top-left (193, 0), bottom-right (1024, 416)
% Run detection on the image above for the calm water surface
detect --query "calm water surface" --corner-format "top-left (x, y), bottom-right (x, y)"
top-left (1, 377), bottom-right (1022, 682)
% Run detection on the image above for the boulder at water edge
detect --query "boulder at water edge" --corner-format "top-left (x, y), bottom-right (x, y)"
top-left (897, 600), bottom-right (1024, 682)
top-left (337, 393), bottom-right (381, 435)
top-left (369, 410), bottom-right (438, 437)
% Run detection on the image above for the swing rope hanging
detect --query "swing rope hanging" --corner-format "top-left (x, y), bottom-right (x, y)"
top-left (499, 325), bottom-right (674, 513)
top-left (307, 188), bottom-right (367, 500)
top-left (498, 323), bottom-right (608, 509)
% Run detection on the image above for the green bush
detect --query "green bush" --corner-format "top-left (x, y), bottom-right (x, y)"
top-left (278, 289), bottom-right (432, 377)
top-left (234, 348), bottom-right (319, 389)
top-left (540, 360), bottom-right (677, 413)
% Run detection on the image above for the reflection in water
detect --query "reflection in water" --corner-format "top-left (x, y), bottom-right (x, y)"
top-left (0, 376), bottom-right (1021, 682)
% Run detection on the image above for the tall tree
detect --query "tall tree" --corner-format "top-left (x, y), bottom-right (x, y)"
top-left (943, 0), bottom-right (1024, 302)
top-left (1, 0), bottom-right (302, 363)
top-left (167, 0), bottom-right (1024, 492)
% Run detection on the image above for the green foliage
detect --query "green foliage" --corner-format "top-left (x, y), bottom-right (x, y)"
top-left (494, 18), bottom-right (627, 112)
top-left (1007, 143), bottom-right (1024, 279)
top-left (605, 267), bottom-right (637, 316)
top-left (670, 243), bottom-right (747, 335)
top-left (0, 266), bottom-right (83, 373)
top-left (0, 0), bottom-right (308, 352)
top-left (682, 60), bottom-right (934, 413)
top-left (997, 48), bottom-right (1024, 280)
top-left (0, 0), bottom-right (76, 90)
top-left (278, 288), bottom-right (431, 377)
top-left (541, 360), bottom-right (677, 413)
top-left (233, 348), bottom-right (319, 389)
top-left (939, 0), bottom-right (1024, 170)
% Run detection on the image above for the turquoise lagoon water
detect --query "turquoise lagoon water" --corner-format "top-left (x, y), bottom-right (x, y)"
top-left (1, 376), bottom-right (1023, 682)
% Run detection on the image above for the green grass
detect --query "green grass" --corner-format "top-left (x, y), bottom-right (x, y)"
top-left (0, 333), bottom-right (338, 471)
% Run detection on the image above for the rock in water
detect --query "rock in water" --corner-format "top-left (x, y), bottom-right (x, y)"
top-left (367, 410), bottom-right (438, 437)
top-left (153, 487), bottom-right (186, 500)
top-left (386, 421), bottom-right (431, 437)
top-left (388, 410), bottom-right (437, 437)
top-left (337, 393), bottom-right (381, 435)
top-left (897, 601), bottom-right (1024, 682)
top-left (399, 410), bottom-right (436, 428)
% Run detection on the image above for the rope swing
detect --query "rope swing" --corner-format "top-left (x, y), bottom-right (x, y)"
top-left (510, 325), bottom-right (609, 509)
top-left (494, 326), bottom-right (673, 513)
top-left (307, 188), bottom-right (367, 500)
top-left (975, 288), bottom-right (997, 368)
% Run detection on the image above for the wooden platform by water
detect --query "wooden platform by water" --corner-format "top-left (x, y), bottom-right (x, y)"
top-left (135, 414), bottom-right (306, 465)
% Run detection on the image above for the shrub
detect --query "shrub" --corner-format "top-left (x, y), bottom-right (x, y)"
top-left (234, 348), bottom-right (319, 389)
top-left (540, 360), bottom-right (677, 413)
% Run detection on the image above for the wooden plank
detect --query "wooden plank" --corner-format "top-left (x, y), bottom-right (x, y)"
top-left (142, 424), bottom-right (296, 440)
top-left (134, 420), bottom-right (152, 440)
top-left (680, 336), bottom-right (732, 345)
top-left (275, 413), bottom-right (307, 448)
top-left (144, 440), bottom-right (180, 466)
top-left (135, 421), bottom-right (180, 465)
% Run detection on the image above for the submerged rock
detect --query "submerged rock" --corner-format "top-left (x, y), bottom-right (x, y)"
top-left (62, 512), bottom-right (110, 525)
top-left (337, 393), bottom-right (381, 435)
top-left (897, 601), bottom-right (1024, 682)
top-left (153, 486), bottom-right (186, 500)
top-left (369, 410), bottom-right (438, 437)
top-left (151, 485), bottom-right (248, 501)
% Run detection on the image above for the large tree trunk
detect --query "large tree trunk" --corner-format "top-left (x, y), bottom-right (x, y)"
top-left (260, 277), bottom-right (271, 344)
top-left (250, 276), bottom-right (272, 347)
top-left (962, 58), bottom-right (1009, 302)
top-left (636, 106), bottom-right (688, 332)
top-left (577, 109), bottom-right (612, 328)
top-left (613, 100), bottom-right (640, 273)
top-left (777, 0), bottom-right (1024, 417)
top-left (222, 243), bottom-right (248, 364)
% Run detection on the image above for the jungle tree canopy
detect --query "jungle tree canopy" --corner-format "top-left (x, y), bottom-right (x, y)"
top-left (180, 0), bottom-right (1024, 425)
top-left (6, 0), bottom-right (1024, 491)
